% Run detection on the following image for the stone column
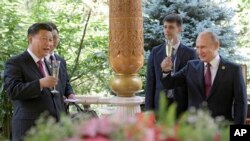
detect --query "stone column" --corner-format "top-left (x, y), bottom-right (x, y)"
top-left (109, 0), bottom-right (144, 97)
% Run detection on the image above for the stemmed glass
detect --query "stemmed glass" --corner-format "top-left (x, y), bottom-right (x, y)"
top-left (165, 38), bottom-right (174, 71)
top-left (51, 60), bottom-right (60, 94)
top-left (165, 38), bottom-right (174, 57)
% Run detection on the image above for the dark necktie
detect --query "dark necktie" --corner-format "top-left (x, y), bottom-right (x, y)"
top-left (37, 60), bottom-right (45, 77)
top-left (50, 55), bottom-right (55, 63)
top-left (171, 48), bottom-right (176, 72)
top-left (171, 48), bottom-right (176, 61)
top-left (204, 63), bottom-right (211, 97)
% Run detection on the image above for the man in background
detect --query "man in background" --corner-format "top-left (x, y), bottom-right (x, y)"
top-left (45, 22), bottom-right (75, 100)
top-left (145, 14), bottom-right (197, 116)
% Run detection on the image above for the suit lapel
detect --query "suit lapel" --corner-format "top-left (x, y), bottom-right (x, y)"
top-left (156, 44), bottom-right (166, 64)
top-left (44, 60), bottom-right (51, 75)
top-left (196, 61), bottom-right (206, 99)
top-left (175, 44), bottom-right (185, 70)
top-left (23, 51), bottom-right (43, 78)
top-left (207, 58), bottom-right (226, 99)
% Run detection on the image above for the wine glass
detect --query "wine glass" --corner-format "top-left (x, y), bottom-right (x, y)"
top-left (51, 60), bottom-right (60, 94)
top-left (165, 38), bottom-right (174, 57)
top-left (165, 38), bottom-right (174, 71)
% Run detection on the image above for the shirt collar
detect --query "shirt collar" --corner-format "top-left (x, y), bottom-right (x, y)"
top-left (27, 48), bottom-right (44, 63)
top-left (164, 40), bottom-right (180, 51)
top-left (173, 41), bottom-right (180, 51)
top-left (204, 54), bottom-right (220, 68)
top-left (45, 52), bottom-right (55, 61)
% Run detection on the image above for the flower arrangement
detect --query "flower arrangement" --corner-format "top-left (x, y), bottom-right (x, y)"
top-left (25, 96), bottom-right (230, 141)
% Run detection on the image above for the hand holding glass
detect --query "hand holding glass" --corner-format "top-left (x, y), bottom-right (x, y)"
top-left (51, 60), bottom-right (60, 93)
top-left (165, 38), bottom-right (174, 71)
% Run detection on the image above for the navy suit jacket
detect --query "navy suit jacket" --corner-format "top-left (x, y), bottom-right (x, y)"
top-left (145, 43), bottom-right (197, 112)
top-left (161, 58), bottom-right (248, 124)
top-left (4, 51), bottom-right (71, 140)
top-left (52, 54), bottom-right (74, 97)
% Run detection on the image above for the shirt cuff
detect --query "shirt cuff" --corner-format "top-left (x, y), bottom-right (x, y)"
top-left (162, 72), bottom-right (170, 78)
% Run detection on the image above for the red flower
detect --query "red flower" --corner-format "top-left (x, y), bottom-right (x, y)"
top-left (213, 133), bottom-right (221, 141)
top-left (166, 137), bottom-right (179, 141)
top-left (136, 112), bottom-right (156, 128)
top-left (83, 134), bottom-right (111, 141)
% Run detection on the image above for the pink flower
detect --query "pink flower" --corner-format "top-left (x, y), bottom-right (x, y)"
top-left (81, 118), bottom-right (99, 137)
top-left (97, 117), bottom-right (115, 135)
top-left (144, 128), bottom-right (155, 141)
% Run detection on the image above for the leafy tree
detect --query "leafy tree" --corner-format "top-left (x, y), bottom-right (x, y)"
top-left (0, 0), bottom-right (110, 138)
top-left (234, 0), bottom-right (250, 48)
top-left (0, 0), bottom-right (25, 138)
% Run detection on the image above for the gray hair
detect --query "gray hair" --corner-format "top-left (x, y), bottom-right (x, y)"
top-left (198, 30), bottom-right (220, 44)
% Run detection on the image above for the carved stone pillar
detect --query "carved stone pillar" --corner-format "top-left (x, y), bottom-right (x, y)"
top-left (109, 0), bottom-right (144, 97)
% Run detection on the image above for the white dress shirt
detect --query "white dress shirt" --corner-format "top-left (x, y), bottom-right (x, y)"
top-left (27, 49), bottom-right (49, 76)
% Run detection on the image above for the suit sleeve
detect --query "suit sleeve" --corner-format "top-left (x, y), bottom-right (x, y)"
top-left (233, 65), bottom-right (248, 124)
top-left (145, 51), bottom-right (156, 110)
top-left (61, 58), bottom-right (74, 97)
top-left (189, 48), bottom-right (198, 60)
top-left (4, 58), bottom-right (42, 100)
top-left (161, 63), bottom-right (187, 89)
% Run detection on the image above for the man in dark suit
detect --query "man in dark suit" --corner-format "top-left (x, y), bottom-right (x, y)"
top-left (145, 14), bottom-right (197, 115)
top-left (4, 23), bottom-right (74, 141)
top-left (161, 31), bottom-right (248, 124)
top-left (45, 22), bottom-right (75, 100)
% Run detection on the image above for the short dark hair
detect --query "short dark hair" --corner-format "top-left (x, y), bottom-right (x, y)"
top-left (45, 22), bottom-right (59, 33)
top-left (163, 14), bottom-right (183, 27)
top-left (27, 23), bottom-right (53, 36)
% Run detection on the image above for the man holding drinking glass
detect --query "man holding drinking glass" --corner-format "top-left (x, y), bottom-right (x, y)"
top-left (45, 22), bottom-right (76, 99)
top-left (145, 14), bottom-right (197, 117)
top-left (4, 23), bottom-right (70, 141)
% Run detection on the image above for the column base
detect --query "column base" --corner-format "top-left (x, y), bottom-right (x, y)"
top-left (109, 96), bottom-right (144, 118)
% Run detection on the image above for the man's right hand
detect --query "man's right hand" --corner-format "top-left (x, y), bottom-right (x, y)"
top-left (39, 76), bottom-right (58, 89)
top-left (161, 57), bottom-right (173, 72)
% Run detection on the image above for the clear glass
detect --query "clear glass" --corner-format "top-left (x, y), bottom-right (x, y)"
top-left (165, 38), bottom-right (173, 57)
top-left (50, 60), bottom-right (60, 93)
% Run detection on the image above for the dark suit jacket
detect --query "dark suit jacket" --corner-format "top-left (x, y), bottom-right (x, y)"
top-left (4, 51), bottom-right (71, 141)
top-left (51, 54), bottom-right (74, 97)
top-left (161, 58), bottom-right (248, 124)
top-left (145, 43), bottom-right (197, 113)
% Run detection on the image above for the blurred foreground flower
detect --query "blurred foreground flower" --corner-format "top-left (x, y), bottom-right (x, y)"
top-left (25, 94), bottom-right (230, 141)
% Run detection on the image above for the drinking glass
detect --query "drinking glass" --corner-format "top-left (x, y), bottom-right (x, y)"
top-left (165, 38), bottom-right (174, 57)
top-left (51, 60), bottom-right (60, 93)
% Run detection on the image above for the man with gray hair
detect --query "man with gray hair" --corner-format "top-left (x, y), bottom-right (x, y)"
top-left (161, 30), bottom-right (248, 124)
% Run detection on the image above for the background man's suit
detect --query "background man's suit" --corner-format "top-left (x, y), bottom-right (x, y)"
top-left (145, 43), bottom-right (197, 114)
top-left (4, 51), bottom-right (72, 140)
top-left (161, 58), bottom-right (248, 124)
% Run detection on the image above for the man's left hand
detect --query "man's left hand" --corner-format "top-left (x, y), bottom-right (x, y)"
top-left (67, 94), bottom-right (76, 99)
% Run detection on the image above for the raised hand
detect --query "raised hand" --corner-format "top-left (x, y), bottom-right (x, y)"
top-left (39, 76), bottom-right (58, 89)
top-left (161, 57), bottom-right (173, 72)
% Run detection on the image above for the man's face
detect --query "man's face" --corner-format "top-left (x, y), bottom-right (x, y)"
top-left (195, 34), bottom-right (219, 62)
top-left (29, 30), bottom-right (53, 58)
top-left (51, 29), bottom-right (59, 52)
top-left (163, 21), bottom-right (181, 40)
